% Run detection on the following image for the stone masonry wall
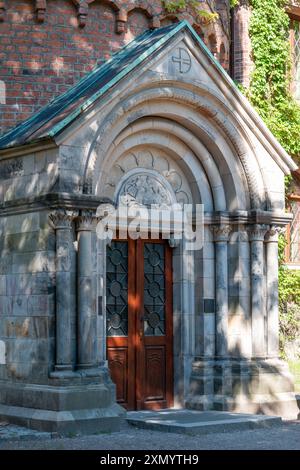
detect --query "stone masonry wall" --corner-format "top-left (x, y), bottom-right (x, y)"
top-left (0, 0), bottom-right (230, 136)
top-left (0, 148), bottom-right (59, 383)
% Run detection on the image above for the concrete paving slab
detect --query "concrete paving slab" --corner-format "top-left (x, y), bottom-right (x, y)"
top-left (126, 409), bottom-right (282, 435)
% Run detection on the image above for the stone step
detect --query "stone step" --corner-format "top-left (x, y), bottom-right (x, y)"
top-left (126, 409), bottom-right (282, 435)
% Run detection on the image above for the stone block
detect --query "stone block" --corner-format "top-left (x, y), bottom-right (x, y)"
top-left (5, 231), bottom-right (55, 253)
top-left (12, 251), bottom-right (55, 274)
top-left (0, 275), bottom-right (6, 295)
top-left (0, 297), bottom-right (13, 315)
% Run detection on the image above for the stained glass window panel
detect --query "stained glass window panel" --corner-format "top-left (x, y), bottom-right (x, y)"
top-left (292, 20), bottom-right (300, 101)
top-left (143, 243), bottom-right (166, 336)
top-left (106, 241), bottom-right (128, 337)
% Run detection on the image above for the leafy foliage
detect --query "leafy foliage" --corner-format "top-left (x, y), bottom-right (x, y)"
top-left (278, 236), bottom-right (300, 358)
top-left (162, 0), bottom-right (219, 22)
top-left (248, 0), bottom-right (300, 162)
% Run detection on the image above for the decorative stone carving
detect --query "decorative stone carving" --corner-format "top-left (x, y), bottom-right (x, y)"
top-left (172, 48), bottom-right (192, 74)
top-left (0, 158), bottom-right (23, 180)
top-left (210, 224), bottom-right (232, 242)
top-left (35, 0), bottom-right (46, 23)
top-left (116, 8), bottom-right (127, 34)
top-left (118, 172), bottom-right (173, 208)
top-left (49, 209), bottom-right (77, 230)
top-left (247, 224), bottom-right (269, 242)
top-left (0, 1), bottom-right (5, 22)
top-left (76, 210), bottom-right (97, 231)
top-left (77, 1), bottom-right (88, 28)
top-left (265, 225), bottom-right (285, 243)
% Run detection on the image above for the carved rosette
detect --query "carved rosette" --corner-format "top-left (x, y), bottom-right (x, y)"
top-left (210, 224), bottom-right (232, 242)
top-left (247, 224), bottom-right (269, 242)
top-left (76, 210), bottom-right (97, 231)
top-left (49, 209), bottom-right (77, 230)
top-left (265, 225), bottom-right (285, 243)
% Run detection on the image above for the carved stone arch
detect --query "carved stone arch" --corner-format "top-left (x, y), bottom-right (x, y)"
top-left (82, 83), bottom-right (264, 209)
top-left (127, 2), bottom-right (154, 18)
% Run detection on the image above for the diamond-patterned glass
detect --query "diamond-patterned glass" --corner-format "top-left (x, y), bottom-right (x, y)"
top-left (293, 20), bottom-right (300, 101)
top-left (106, 241), bottom-right (128, 337)
top-left (143, 243), bottom-right (166, 336)
top-left (290, 200), bottom-right (300, 264)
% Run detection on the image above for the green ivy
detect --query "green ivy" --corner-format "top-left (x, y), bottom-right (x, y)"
top-left (162, 1), bottom-right (219, 22)
top-left (248, 0), bottom-right (300, 162)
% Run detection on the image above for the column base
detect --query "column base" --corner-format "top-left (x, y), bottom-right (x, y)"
top-left (54, 365), bottom-right (73, 372)
top-left (0, 369), bottom-right (125, 435)
top-left (186, 358), bottom-right (300, 420)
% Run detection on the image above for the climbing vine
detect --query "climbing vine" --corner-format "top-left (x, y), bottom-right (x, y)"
top-left (248, 0), bottom-right (300, 162)
top-left (162, 1), bottom-right (219, 23)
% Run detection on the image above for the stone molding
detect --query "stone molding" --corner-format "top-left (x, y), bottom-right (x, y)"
top-left (247, 224), bottom-right (269, 242)
top-left (210, 224), bottom-right (232, 242)
top-left (49, 209), bottom-right (78, 230)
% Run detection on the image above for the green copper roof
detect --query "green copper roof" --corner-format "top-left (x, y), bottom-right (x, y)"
top-left (0, 20), bottom-right (223, 150)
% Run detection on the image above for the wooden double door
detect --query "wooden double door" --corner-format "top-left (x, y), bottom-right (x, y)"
top-left (106, 239), bottom-right (173, 410)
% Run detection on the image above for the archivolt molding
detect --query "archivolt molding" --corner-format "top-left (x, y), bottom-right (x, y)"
top-left (82, 82), bottom-right (264, 210)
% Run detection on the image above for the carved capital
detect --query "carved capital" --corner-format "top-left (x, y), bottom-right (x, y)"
top-left (210, 224), bottom-right (232, 242)
top-left (0, 1), bottom-right (6, 22)
top-left (35, 0), bottom-right (46, 23)
top-left (265, 225), bottom-right (285, 243)
top-left (247, 224), bottom-right (269, 242)
top-left (49, 209), bottom-right (77, 230)
top-left (76, 210), bottom-right (97, 231)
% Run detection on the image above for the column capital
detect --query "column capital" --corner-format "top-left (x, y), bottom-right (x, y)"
top-left (210, 224), bottom-right (232, 242)
top-left (265, 225), bottom-right (285, 243)
top-left (49, 209), bottom-right (78, 230)
top-left (247, 224), bottom-right (269, 242)
top-left (76, 210), bottom-right (97, 231)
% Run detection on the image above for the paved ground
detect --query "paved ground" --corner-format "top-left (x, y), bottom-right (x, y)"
top-left (0, 420), bottom-right (299, 450)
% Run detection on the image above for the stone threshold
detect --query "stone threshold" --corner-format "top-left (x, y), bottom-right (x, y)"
top-left (126, 409), bottom-right (283, 435)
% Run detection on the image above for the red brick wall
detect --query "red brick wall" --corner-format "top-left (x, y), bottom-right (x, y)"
top-left (0, 0), bottom-right (230, 136)
top-left (231, 0), bottom-right (253, 87)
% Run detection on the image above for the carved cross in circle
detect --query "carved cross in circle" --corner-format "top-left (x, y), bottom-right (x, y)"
top-left (172, 48), bottom-right (192, 73)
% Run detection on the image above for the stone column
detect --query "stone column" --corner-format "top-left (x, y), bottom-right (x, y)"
top-left (49, 209), bottom-right (76, 372)
top-left (248, 224), bottom-right (268, 358)
top-left (211, 225), bottom-right (232, 358)
top-left (265, 226), bottom-right (281, 359)
top-left (76, 210), bottom-right (97, 370)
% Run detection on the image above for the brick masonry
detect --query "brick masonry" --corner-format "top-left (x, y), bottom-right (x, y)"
top-left (0, 0), bottom-right (231, 136)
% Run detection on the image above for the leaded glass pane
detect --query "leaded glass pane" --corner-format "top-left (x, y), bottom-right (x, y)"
top-left (143, 243), bottom-right (166, 336)
top-left (290, 200), bottom-right (300, 264)
top-left (106, 241), bottom-right (128, 337)
top-left (293, 20), bottom-right (300, 101)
